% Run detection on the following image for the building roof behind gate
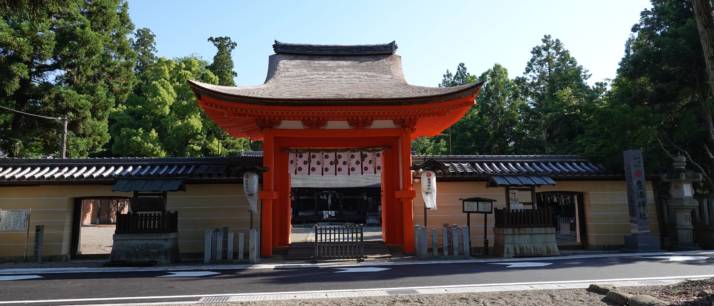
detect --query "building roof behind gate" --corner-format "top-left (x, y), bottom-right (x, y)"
top-left (412, 155), bottom-right (619, 180)
top-left (0, 156), bottom-right (263, 185)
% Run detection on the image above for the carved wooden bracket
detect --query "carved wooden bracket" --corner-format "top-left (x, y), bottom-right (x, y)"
top-left (394, 117), bottom-right (418, 131)
top-left (347, 117), bottom-right (374, 129)
top-left (302, 117), bottom-right (328, 129)
top-left (256, 117), bottom-right (280, 130)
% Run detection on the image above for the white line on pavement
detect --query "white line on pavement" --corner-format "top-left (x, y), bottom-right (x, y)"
top-left (2, 274), bottom-right (713, 305)
top-left (159, 271), bottom-right (220, 278)
top-left (489, 262), bottom-right (552, 268)
top-left (335, 267), bottom-right (390, 273)
top-left (0, 274), bottom-right (42, 281)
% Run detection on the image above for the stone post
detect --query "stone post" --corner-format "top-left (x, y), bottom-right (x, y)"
top-left (442, 226), bottom-right (449, 256)
top-left (431, 229), bottom-right (438, 257)
top-left (662, 155), bottom-right (703, 250)
top-left (623, 149), bottom-right (661, 250)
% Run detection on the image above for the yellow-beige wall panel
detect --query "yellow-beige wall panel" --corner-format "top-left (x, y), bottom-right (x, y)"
top-left (413, 180), bottom-right (659, 249)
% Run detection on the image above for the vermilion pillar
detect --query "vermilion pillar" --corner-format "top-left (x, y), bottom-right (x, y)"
top-left (397, 129), bottom-right (415, 254)
top-left (259, 130), bottom-right (277, 257)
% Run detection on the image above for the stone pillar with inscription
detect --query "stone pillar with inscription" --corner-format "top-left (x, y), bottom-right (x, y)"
top-left (662, 155), bottom-right (703, 250)
top-left (623, 150), bottom-right (661, 251)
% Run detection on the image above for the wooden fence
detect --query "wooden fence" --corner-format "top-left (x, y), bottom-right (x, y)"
top-left (115, 211), bottom-right (178, 234)
top-left (314, 223), bottom-right (364, 261)
top-left (494, 208), bottom-right (552, 228)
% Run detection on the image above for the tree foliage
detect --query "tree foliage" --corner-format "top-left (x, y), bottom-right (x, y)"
top-left (601, 0), bottom-right (712, 184)
top-left (207, 36), bottom-right (237, 86)
top-left (450, 64), bottom-right (528, 155)
top-left (110, 52), bottom-right (250, 156)
top-left (0, 0), bottom-right (135, 157)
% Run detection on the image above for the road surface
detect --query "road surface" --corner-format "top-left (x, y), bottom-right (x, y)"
top-left (1, 253), bottom-right (713, 305)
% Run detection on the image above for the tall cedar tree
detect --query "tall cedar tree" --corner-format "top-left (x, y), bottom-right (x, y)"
top-left (604, 0), bottom-right (713, 189)
top-left (110, 31), bottom-right (249, 157)
top-left (517, 35), bottom-right (597, 154)
top-left (450, 64), bottom-right (529, 155)
top-left (0, 0), bottom-right (135, 157)
top-left (207, 36), bottom-right (237, 86)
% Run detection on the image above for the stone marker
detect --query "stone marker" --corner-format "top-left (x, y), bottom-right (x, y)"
top-left (226, 232), bottom-right (234, 260)
top-left (431, 229), bottom-right (438, 257)
top-left (442, 226), bottom-right (449, 256)
top-left (203, 229), bottom-right (212, 264)
top-left (462, 226), bottom-right (470, 257)
top-left (623, 149), bottom-right (660, 251)
top-left (452, 226), bottom-right (460, 256)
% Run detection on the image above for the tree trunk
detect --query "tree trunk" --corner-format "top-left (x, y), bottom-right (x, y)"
top-left (693, 0), bottom-right (714, 191)
top-left (693, 0), bottom-right (714, 99)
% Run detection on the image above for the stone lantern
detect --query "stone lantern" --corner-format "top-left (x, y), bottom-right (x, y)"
top-left (661, 155), bottom-right (703, 250)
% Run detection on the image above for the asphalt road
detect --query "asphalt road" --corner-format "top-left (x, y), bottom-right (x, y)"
top-left (1, 254), bottom-right (713, 305)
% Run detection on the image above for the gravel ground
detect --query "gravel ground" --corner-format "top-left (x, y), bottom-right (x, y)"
top-left (225, 289), bottom-right (609, 305)
top-left (79, 225), bottom-right (115, 255)
top-left (620, 278), bottom-right (714, 306)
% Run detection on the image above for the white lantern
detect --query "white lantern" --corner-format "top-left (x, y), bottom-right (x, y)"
top-left (421, 170), bottom-right (437, 209)
top-left (243, 172), bottom-right (259, 213)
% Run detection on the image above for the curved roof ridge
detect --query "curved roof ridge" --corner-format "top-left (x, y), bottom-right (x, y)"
top-left (273, 41), bottom-right (398, 56)
top-left (188, 41), bottom-right (484, 106)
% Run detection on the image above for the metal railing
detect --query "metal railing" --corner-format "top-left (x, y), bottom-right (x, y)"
top-left (494, 208), bottom-right (552, 228)
top-left (115, 211), bottom-right (178, 234)
top-left (314, 223), bottom-right (364, 261)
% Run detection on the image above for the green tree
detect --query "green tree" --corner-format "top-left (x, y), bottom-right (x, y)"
top-left (602, 0), bottom-right (711, 184)
top-left (518, 35), bottom-right (598, 154)
top-left (110, 56), bottom-right (250, 157)
top-left (450, 64), bottom-right (528, 155)
top-left (207, 36), bottom-right (237, 86)
top-left (132, 27), bottom-right (157, 76)
top-left (0, 0), bottom-right (136, 157)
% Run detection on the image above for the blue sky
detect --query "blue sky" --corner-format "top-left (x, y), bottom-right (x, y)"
top-left (128, 0), bottom-right (651, 87)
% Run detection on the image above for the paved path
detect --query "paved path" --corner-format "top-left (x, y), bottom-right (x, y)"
top-left (1, 252), bottom-right (713, 305)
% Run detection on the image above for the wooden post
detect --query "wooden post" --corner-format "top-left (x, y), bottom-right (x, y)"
top-left (399, 130), bottom-right (415, 254)
top-left (34, 225), bottom-right (44, 263)
top-left (61, 117), bottom-right (68, 159)
top-left (484, 213), bottom-right (489, 255)
top-left (260, 131), bottom-right (275, 257)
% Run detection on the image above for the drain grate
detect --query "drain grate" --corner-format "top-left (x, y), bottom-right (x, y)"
top-left (386, 289), bottom-right (419, 295)
top-left (199, 296), bottom-right (230, 303)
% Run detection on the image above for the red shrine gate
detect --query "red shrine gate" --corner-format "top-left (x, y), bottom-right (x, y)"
top-left (190, 41), bottom-right (483, 256)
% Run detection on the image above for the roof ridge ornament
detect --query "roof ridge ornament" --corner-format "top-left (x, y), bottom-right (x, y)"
top-left (272, 40), bottom-right (398, 56)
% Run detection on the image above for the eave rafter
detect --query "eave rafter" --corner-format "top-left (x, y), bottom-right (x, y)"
top-left (196, 95), bottom-right (475, 140)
